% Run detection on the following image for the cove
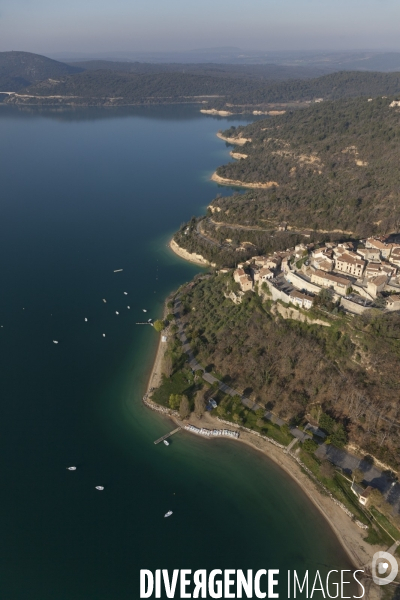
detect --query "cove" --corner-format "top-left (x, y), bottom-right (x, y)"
top-left (0, 105), bottom-right (355, 599)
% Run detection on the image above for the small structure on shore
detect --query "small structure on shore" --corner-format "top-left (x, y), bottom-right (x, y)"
top-left (351, 481), bottom-right (373, 506)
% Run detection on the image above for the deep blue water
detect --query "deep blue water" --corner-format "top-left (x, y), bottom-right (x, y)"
top-left (0, 105), bottom-right (354, 599)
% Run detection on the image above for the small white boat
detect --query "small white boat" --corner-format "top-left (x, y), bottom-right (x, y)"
top-left (163, 440), bottom-right (169, 446)
top-left (102, 333), bottom-right (106, 337)
top-left (84, 318), bottom-right (88, 322)
top-left (115, 311), bottom-right (119, 315)
top-left (102, 299), bottom-right (107, 303)
top-left (114, 269), bottom-right (123, 273)
top-left (127, 306), bottom-right (130, 309)
top-left (95, 486), bottom-right (104, 491)
top-left (53, 340), bottom-right (59, 344)
top-left (143, 309), bottom-right (147, 313)
top-left (124, 292), bottom-right (128, 295)
top-left (148, 319), bottom-right (153, 323)
top-left (164, 510), bottom-right (173, 518)
top-left (67, 466), bottom-right (77, 471)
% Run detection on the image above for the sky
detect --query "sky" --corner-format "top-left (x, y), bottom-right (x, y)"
top-left (1, 0), bottom-right (400, 55)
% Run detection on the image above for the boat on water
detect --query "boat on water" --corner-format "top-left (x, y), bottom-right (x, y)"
top-left (147, 318), bottom-right (153, 323)
top-left (67, 466), bottom-right (77, 471)
top-left (102, 333), bottom-right (106, 337)
top-left (163, 440), bottom-right (169, 446)
top-left (124, 292), bottom-right (128, 295)
top-left (95, 486), bottom-right (104, 491)
top-left (127, 306), bottom-right (130, 309)
top-left (164, 510), bottom-right (173, 518)
top-left (53, 340), bottom-right (59, 344)
top-left (114, 269), bottom-right (123, 273)
top-left (84, 318), bottom-right (88, 322)
top-left (102, 299), bottom-right (107, 303)
top-left (143, 309), bottom-right (147, 313)
top-left (115, 311), bottom-right (119, 315)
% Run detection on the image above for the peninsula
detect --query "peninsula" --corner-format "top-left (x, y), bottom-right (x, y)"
top-left (146, 98), bottom-right (400, 588)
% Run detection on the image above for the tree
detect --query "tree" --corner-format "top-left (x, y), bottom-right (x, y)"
top-left (169, 394), bottom-right (181, 410)
top-left (153, 320), bottom-right (165, 332)
top-left (330, 424), bottom-right (348, 448)
top-left (163, 354), bottom-right (173, 378)
top-left (194, 392), bottom-right (206, 418)
top-left (179, 395), bottom-right (190, 419)
top-left (320, 460), bottom-right (335, 479)
top-left (352, 468), bottom-right (364, 484)
top-left (369, 488), bottom-right (384, 509)
top-left (303, 439), bottom-right (318, 453)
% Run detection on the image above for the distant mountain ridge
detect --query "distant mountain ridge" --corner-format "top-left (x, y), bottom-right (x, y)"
top-left (0, 51), bottom-right (83, 91)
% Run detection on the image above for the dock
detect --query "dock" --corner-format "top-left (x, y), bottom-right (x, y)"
top-left (154, 427), bottom-right (181, 445)
top-left (136, 322), bottom-right (153, 326)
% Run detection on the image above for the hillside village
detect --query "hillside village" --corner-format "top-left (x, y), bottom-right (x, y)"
top-left (233, 236), bottom-right (400, 314)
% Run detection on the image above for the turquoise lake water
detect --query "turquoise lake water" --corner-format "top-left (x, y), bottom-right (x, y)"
top-left (0, 105), bottom-right (355, 599)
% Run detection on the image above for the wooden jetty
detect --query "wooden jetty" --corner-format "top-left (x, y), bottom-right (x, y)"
top-left (154, 427), bottom-right (181, 445)
top-left (136, 322), bottom-right (153, 326)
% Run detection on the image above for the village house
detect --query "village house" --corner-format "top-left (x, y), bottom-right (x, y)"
top-left (233, 268), bottom-right (245, 283)
top-left (316, 259), bottom-right (333, 272)
top-left (366, 275), bottom-right (388, 298)
top-left (278, 222), bottom-right (287, 231)
top-left (356, 248), bottom-right (381, 262)
top-left (239, 274), bottom-right (253, 292)
top-left (289, 290), bottom-right (314, 310)
top-left (311, 270), bottom-right (351, 296)
top-left (259, 267), bottom-right (274, 281)
top-left (386, 295), bottom-right (400, 311)
top-left (351, 482), bottom-right (374, 506)
top-left (334, 252), bottom-right (366, 278)
top-left (390, 247), bottom-right (400, 267)
top-left (365, 238), bottom-right (392, 259)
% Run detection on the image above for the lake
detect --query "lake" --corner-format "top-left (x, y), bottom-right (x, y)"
top-left (0, 104), bottom-right (354, 599)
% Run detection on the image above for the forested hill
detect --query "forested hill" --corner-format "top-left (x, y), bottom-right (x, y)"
top-left (4, 67), bottom-right (400, 108)
top-left (0, 51), bottom-right (83, 91)
top-left (67, 60), bottom-right (328, 80)
top-left (212, 96), bottom-right (400, 237)
top-left (207, 70), bottom-right (400, 108)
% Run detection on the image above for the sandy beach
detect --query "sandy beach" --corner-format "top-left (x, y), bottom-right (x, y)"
top-left (216, 132), bottom-right (251, 145)
top-left (211, 171), bottom-right (279, 189)
top-left (169, 238), bottom-right (213, 266)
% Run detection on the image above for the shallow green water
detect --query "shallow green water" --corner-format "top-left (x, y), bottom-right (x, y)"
top-left (0, 105), bottom-right (355, 599)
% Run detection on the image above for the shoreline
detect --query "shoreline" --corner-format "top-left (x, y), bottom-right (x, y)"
top-left (169, 238), bottom-right (212, 267)
top-left (143, 294), bottom-right (380, 577)
top-left (211, 171), bottom-right (279, 189)
top-left (143, 396), bottom-right (378, 571)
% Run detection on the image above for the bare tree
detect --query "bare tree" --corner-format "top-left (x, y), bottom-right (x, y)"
top-left (194, 392), bottom-right (206, 419)
top-left (179, 395), bottom-right (190, 420)
top-left (163, 354), bottom-right (173, 378)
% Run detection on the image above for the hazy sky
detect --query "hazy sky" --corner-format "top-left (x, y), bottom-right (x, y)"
top-left (1, 0), bottom-right (400, 55)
